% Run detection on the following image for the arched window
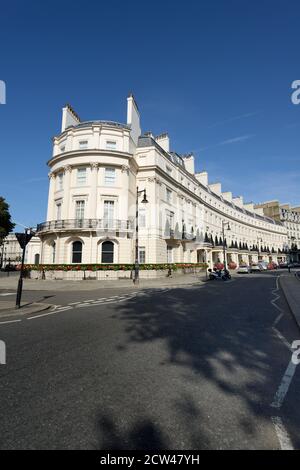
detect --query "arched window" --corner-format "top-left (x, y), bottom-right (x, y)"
top-left (52, 242), bottom-right (56, 263)
top-left (72, 241), bottom-right (82, 263)
top-left (34, 253), bottom-right (40, 265)
top-left (101, 241), bottom-right (114, 263)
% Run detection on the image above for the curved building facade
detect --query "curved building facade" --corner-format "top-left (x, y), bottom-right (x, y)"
top-left (37, 96), bottom-right (289, 268)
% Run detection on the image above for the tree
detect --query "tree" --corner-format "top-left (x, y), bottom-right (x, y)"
top-left (0, 197), bottom-right (15, 243)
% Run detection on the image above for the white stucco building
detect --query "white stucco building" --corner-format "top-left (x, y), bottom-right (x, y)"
top-left (255, 200), bottom-right (300, 263)
top-left (1, 233), bottom-right (40, 267)
top-left (36, 96), bottom-right (290, 269)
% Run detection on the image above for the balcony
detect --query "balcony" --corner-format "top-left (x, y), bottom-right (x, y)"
top-left (36, 219), bottom-right (134, 234)
top-left (163, 228), bottom-right (196, 242)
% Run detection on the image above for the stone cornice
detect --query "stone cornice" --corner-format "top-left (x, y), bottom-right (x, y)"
top-left (47, 149), bottom-right (136, 167)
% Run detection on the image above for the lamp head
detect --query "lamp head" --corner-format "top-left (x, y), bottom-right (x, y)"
top-left (141, 191), bottom-right (148, 204)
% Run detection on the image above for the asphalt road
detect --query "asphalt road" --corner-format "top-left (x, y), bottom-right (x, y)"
top-left (0, 272), bottom-right (299, 450)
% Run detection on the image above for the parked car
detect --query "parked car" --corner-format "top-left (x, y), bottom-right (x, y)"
top-left (258, 262), bottom-right (268, 271)
top-left (279, 262), bottom-right (288, 268)
top-left (250, 263), bottom-right (262, 272)
top-left (267, 261), bottom-right (278, 270)
top-left (237, 264), bottom-right (250, 274)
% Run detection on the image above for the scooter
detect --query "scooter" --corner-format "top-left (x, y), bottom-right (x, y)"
top-left (208, 268), bottom-right (231, 281)
top-left (222, 269), bottom-right (231, 280)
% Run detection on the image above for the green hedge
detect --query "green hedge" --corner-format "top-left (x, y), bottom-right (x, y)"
top-left (24, 263), bottom-right (208, 272)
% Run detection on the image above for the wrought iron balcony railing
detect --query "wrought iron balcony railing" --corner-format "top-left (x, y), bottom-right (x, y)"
top-left (163, 228), bottom-right (196, 242)
top-left (36, 219), bottom-right (134, 233)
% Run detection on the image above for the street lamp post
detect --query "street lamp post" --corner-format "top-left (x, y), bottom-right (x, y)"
top-left (257, 237), bottom-right (262, 261)
top-left (222, 221), bottom-right (231, 270)
top-left (133, 187), bottom-right (148, 284)
top-left (289, 236), bottom-right (296, 265)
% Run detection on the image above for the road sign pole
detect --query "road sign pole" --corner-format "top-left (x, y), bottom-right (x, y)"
top-left (16, 243), bottom-right (26, 308)
top-left (15, 229), bottom-right (34, 309)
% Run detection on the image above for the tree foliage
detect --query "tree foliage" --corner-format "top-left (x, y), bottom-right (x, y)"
top-left (0, 197), bottom-right (15, 243)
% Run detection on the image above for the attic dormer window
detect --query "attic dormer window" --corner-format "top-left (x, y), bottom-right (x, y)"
top-left (79, 140), bottom-right (88, 149)
top-left (106, 140), bottom-right (117, 150)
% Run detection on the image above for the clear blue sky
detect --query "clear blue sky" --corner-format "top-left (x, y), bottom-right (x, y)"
top-left (0, 0), bottom-right (299, 228)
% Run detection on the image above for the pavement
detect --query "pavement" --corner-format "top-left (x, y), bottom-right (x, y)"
top-left (0, 272), bottom-right (205, 317)
top-left (0, 271), bottom-right (206, 291)
top-left (279, 272), bottom-right (300, 331)
top-left (0, 301), bottom-right (52, 319)
top-left (0, 271), bottom-right (300, 450)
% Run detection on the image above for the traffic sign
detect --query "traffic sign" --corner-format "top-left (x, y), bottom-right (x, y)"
top-left (15, 232), bottom-right (34, 249)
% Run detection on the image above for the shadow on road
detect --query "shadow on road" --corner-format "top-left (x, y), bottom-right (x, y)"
top-left (94, 275), bottom-right (299, 449)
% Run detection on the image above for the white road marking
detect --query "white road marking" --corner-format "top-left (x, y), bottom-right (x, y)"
top-left (27, 310), bottom-right (62, 320)
top-left (271, 416), bottom-right (294, 450)
top-left (273, 313), bottom-right (283, 326)
top-left (270, 276), bottom-right (294, 351)
top-left (2, 292), bottom-right (139, 322)
top-left (271, 276), bottom-right (283, 317)
top-left (0, 319), bottom-right (21, 325)
top-left (271, 359), bottom-right (297, 409)
top-left (272, 327), bottom-right (292, 352)
top-left (0, 293), bottom-right (15, 296)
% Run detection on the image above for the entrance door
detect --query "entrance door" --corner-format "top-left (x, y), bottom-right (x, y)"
top-left (167, 245), bottom-right (173, 263)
